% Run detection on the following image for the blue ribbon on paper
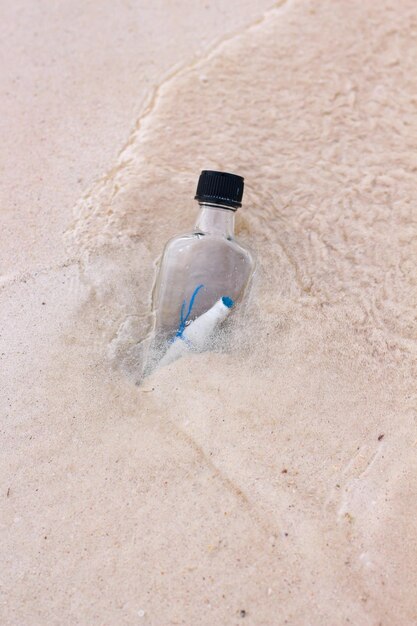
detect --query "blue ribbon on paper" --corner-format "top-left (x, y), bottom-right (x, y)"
top-left (175, 284), bottom-right (204, 340)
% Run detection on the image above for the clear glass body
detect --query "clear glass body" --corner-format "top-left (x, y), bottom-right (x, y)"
top-left (152, 202), bottom-right (255, 343)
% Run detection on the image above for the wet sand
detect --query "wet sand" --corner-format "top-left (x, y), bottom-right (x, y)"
top-left (1, 0), bottom-right (417, 624)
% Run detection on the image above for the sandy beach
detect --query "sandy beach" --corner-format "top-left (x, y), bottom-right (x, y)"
top-left (1, 0), bottom-right (417, 624)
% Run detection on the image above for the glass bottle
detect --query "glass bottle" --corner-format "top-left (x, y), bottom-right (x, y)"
top-left (151, 170), bottom-right (255, 360)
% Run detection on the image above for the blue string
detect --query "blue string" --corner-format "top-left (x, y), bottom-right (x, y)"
top-left (175, 284), bottom-right (204, 339)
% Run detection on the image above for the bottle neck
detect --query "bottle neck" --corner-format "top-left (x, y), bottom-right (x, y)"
top-left (194, 202), bottom-right (236, 238)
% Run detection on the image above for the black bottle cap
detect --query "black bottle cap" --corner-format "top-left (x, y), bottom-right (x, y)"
top-left (195, 170), bottom-right (244, 210)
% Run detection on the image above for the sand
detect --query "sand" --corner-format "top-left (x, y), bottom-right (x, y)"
top-left (1, 0), bottom-right (417, 624)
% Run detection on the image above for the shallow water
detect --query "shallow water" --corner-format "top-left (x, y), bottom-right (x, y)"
top-left (3, 0), bottom-right (417, 624)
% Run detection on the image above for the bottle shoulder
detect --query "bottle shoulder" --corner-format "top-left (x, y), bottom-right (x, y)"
top-left (162, 230), bottom-right (254, 259)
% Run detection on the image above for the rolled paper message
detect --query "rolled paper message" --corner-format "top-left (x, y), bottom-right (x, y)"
top-left (159, 296), bottom-right (234, 367)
